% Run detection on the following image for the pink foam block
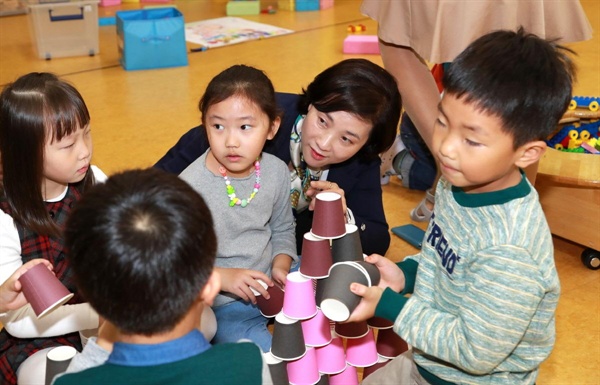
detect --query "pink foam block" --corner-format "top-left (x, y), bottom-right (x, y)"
top-left (343, 35), bottom-right (380, 55)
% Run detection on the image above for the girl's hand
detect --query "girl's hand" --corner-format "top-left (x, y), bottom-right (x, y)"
top-left (271, 254), bottom-right (293, 289)
top-left (216, 267), bottom-right (273, 304)
top-left (364, 254), bottom-right (406, 293)
top-left (306, 181), bottom-right (347, 214)
top-left (345, 283), bottom-right (384, 323)
top-left (0, 259), bottom-right (53, 313)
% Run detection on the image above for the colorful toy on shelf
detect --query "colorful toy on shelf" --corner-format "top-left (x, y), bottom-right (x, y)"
top-left (546, 120), bottom-right (600, 155)
top-left (561, 95), bottom-right (600, 123)
top-left (569, 96), bottom-right (600, 111)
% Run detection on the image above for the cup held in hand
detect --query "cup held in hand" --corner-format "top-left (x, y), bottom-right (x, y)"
top-left (319, 262), bottom-right (369, 322)
top-left (19, 263), bottom-right (74, 318)
top-left (255, 283), bottom-right (285, 318)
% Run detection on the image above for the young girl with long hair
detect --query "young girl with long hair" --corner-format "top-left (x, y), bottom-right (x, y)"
top-left (0, 72), bottom-right (105, 383)
top-left (179, 65), bottom-right (297, 352)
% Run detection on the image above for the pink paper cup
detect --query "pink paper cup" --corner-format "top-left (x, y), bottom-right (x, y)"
top-left (315, 334), bottom-right (346, 375)
top-left (271, 312), bottom-right (307, 361)
top-left (19, 263), bottom-right (74, 318)
top-left (283, 272), bottom-right (317, 320)
top-left (331, 224), bottom-right (363, 263)
top-left (328, 364), bottom-right (358, 385)
top-left (311, 192), bottom-right (346, 239)
top-left (300, 233), bottom-right (333, 279)
top-left (255, 284), bottom-right (285, 318)
top-left (287, 346), bottom-right (320, 385)
top-left (301, 308), bottom-right (332, 347)
top-left (361, 355), bottom-right (390, 380)
top-left (376, 327), bottom-right (409, 358)
top-left (345, 329), bottom-right (378, 367)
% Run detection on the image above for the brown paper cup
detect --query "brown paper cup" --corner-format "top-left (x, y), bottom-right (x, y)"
top-left (255, 282), bottom-right (285, 318)
top-left (319, 263), bottom-right (369, 322)
top-left (375, 327), bottom-right (409, 358)
top-left (19, 263), bottom-right (74, 318)
top-left (263, 352), bottom-right (289, 385)
top-left (300, 233), bottom-right (333, 279)
top-left (331, 224), bottom-right (363, 264)
top-left (333, 320), bottom-right (369, 339)
top-left (45, 346), bottom-right (77, 385)
top-left (271, 312), bottom-right (307, 361)
top-left (311, 192), bottom-right (346, 239)
top-left (361, 355), bottom-right (390, 380)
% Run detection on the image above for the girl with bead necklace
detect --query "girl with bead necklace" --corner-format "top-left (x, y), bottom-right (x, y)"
top-left (179, 65), bottom-right (297, 352)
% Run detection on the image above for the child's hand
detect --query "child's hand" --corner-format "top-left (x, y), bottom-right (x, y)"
top-left (0, 259), bottom-right (53, 313)
top-left (306, 181), bottom-right (347, 214)
top-left (271, 254), bottom-right (293, 289)
top-left (364, 254), bottom-right (406, 293)
top-left (345, 283), bottom-right (384, 323)
top-left (217, 267), bottom-right (273, 304)
top-left (271, 266), bottom-right (288, 289)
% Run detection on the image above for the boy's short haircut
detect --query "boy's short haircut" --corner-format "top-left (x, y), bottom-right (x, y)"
top-left (443, 27), bottom-right (576, 148)
top-left (65, 168), bottom-right (217, 336)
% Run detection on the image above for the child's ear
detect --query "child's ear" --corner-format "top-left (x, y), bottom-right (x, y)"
top-left (199, 271), bottom-right (221, 307)
top-left (515, 140), bottom-right (547, 169)
top-left (267, 117), bottom-right (282, 140)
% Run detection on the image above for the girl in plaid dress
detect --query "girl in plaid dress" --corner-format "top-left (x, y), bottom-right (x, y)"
top-left (0, 72), bottom-right (106, 384)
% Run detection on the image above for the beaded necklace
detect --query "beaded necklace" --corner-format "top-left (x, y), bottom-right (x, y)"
top-left (218, 159), bottom-right (261, 207)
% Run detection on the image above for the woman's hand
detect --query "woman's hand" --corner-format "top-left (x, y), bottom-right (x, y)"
top-left (0, 259), bottom-right (53, 313)
top-left (306, 180), bottom-right (347, 214)
top-left (216, 267), bottom-right (273, 304)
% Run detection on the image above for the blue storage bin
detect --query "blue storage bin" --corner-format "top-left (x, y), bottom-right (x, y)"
top-left (116, 7), bottom-right (187, 71)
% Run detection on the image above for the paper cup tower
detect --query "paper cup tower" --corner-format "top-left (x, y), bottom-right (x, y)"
top-left (268, 187), bottom-right (402, 384)
top-left (19, 263), bottom-right (74, 318)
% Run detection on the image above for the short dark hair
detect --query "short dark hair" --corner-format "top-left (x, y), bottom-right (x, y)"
top-left (0, 72), bottom-right (93, 237)
top-left (65, 168), bottom-right (217, 335)
top-left (298, 59), bottom-right (401, 161)
top-left (199, 64), bottom-right (280, 126)
top-left (443, 27), bottom-right (576, 148)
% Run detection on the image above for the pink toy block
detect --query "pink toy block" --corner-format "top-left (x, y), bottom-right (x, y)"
top-left (100, 0), bottom-right (121, 6)
top-left (320, 0), bottom-right (334, 9)
top-left (343, 35), bottom-right (380, 54)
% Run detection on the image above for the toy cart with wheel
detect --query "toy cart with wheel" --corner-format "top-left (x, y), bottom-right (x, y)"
top-left (535, 148), bottom-right (600, 270)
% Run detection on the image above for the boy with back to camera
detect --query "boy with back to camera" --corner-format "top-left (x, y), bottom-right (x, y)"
top-left (347, 28), bottom-right (574, 384)
top-left (54, 168), bottom-right (272, 385)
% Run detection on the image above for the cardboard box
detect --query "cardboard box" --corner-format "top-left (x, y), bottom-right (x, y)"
top-left (27, 0), bottom-right (99, 59)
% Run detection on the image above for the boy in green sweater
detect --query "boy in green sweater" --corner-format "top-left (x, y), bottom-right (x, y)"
top-left (348, 28), bottom-right (575, 385)
top-left (54, 168), bottom-right (271, 385)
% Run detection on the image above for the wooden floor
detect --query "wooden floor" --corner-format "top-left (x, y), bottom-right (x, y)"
top-left (0, 1), bottom-right (598, 384)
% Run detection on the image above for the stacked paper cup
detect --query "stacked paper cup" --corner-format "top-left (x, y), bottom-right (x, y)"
top-left (263, 191), bottom-right (410, 384)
